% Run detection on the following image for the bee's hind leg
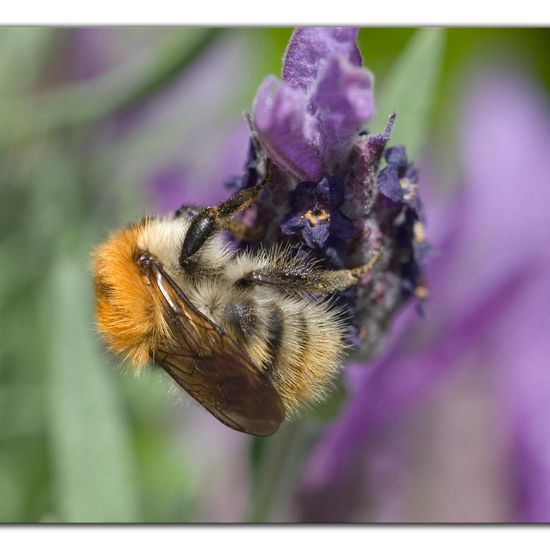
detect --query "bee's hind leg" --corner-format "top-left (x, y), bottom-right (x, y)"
top-left (179, 161), bottom-right (271, 266)
top-left (241, 252), bottom-right (382, 293)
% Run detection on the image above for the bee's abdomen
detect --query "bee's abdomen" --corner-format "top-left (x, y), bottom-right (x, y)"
top-left (224, 300), bottom-right (259, 341)
top-left (264, 304), bottom-right (285, 373)
top-left (224, 291), bottom-right (346, 413)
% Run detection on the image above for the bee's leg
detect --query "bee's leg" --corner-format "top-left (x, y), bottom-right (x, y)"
top-left (175, 205), bottom-right (263, 241)
top-left (174, 204), bottom-right (202, 220)
top-left (241, 253), bottom-right (382, 293)
top-left (179, 162), bottom-right (271, 266)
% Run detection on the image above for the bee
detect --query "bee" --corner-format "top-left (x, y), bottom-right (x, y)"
top-left (93, 167), bottom-right (380, 436)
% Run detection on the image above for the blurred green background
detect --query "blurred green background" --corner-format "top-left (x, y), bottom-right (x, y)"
top-left (0, 27), bottom-right (549, 523)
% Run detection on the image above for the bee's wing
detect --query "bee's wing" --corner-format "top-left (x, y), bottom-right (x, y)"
top-left (150, 264), bottom-right (285, 436)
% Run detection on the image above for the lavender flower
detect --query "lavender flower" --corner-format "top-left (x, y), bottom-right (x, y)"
top-left (295, 70), bottom-right (550, 522)
top-left (231, 27), bottom-right (428, 353)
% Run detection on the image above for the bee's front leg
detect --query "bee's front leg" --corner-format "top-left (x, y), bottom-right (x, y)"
top-left (174, 204), bottom-right (202, 220)
top-left (179, 162), bottom-right (271, 267)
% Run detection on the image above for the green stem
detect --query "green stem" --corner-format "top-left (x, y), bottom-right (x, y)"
top-left (0, 28), bottom-right (224, 149)
top-left (248, 419), bottom-right (305, 523)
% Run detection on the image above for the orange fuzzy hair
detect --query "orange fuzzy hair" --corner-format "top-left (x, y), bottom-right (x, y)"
top-left (92, 222), bottom-right (170, 370)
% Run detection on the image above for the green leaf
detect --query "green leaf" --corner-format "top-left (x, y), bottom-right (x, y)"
top-left (0, 28), bottom-right (55, 96)
top-left (370, 28), bottom-right (446, 158)
top-left (0, 385), bottom-right (45, 439)
top-left (47, 257), bottom-right (138, 522)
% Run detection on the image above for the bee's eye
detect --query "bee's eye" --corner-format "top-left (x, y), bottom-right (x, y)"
top-left (136, 251), bottom-right (153, 270)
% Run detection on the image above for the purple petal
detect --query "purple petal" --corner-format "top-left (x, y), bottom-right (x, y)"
top-left (280, 215), bottom-right (307, 235)
top-left (376, 166), bottom-right (402, 201)
top-left (328, 211), bottom-right (355, 239)
top-left (318, 176), bottom-right (345, 207)
top-left (364, 113), bottom-right (396, 165)
top-left (280, 210), bottom-right (331, 250)
top-left (252, 75), bottom-right (324, 181)
top-left (342, 114), bottom-right (396, 219)
top-left (385, 144), bottom-right (407, 167)
top-left (312, 55), bottom-right (375, 163)
top-left (286, 181), bottom-right (321, 211)
top-left (283, 27), bottom-right (362, 92)
top-left (303, 222), bottom-right (330, 249)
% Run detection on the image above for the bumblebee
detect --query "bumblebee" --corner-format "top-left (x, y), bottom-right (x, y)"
top-left (93, 170), bottom-right (380, 436)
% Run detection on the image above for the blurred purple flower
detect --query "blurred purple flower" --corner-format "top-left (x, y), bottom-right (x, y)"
top-left (69, 28), bottom-right (159, 82)
top-left (67, 28), bottom-right (256, 217)
top-left (295, 70), bottom-right (550, 522)
top-left (147, 165), bottom-right (189, 214)
top-left (146, 122), bottom-right (250, 213)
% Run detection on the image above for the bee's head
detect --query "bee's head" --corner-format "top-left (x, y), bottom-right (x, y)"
top-left (92, 219), bottom-right (172, 370)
